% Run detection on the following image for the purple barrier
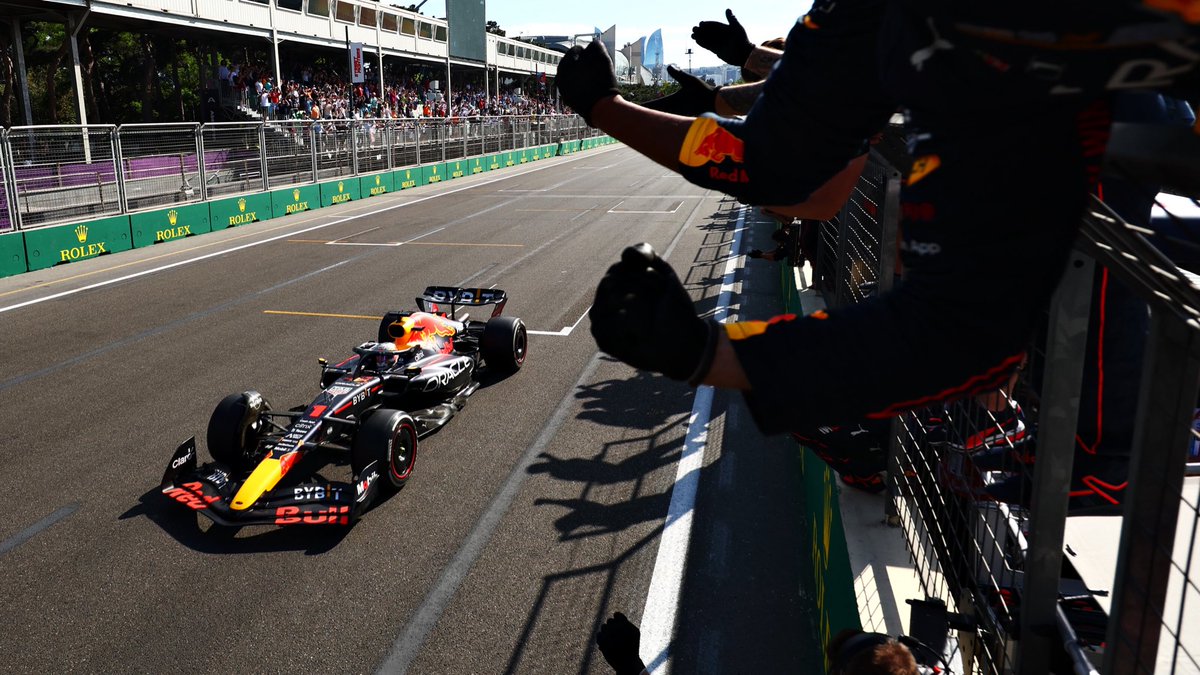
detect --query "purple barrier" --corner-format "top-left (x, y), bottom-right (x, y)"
top-left (14, 163), bottom-right (117, 191)
top-left (125, 154), bottom-right (198, 181)
top-left (0, 190), bottom-right (10, 231)
top-left (60, 163), bottom-right (117, 188)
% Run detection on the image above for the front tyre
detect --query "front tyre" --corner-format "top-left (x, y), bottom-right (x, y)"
top-left (206, 391), bottom-right (270, 472)
top-left (481, 316), bottom-right (527, 375)
top-left (352, 409), bottom-right (418, 493)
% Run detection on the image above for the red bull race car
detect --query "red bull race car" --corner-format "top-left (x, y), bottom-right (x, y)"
top-left (160, 286), bottom-right (527, 527)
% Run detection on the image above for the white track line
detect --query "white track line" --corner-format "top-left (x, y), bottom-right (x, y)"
top-left (0, 147), bottom-right (622, 316)
top-left (526, 305), bottom-right (592, 336)
top-left (640, 205), bottom-right (746, 675)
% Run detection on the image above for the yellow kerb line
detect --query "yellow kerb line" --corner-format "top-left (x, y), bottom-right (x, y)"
top-left (264, 310), bottom-right (383, 320)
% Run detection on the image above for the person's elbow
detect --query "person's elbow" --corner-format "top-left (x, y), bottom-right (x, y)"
top-left (765, 153), bottom-right (868, 220)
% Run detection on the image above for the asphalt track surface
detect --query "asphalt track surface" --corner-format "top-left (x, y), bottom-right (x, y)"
top-left (0, 147), bottom-right (817, 674)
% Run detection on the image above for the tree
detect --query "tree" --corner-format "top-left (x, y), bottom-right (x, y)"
top-left (485, 20), bottom-right (505, 37)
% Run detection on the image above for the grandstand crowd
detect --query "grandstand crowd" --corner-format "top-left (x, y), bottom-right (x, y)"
top-left (217, 60), bottom-right (561, 121)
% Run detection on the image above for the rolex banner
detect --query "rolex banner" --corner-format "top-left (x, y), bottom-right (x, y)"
top-left (22, 215), bottom-right (133, 271)
top-left (130, 203), bottom-right (211, 248)
top-left (209, 193), bottom-right (273, 231)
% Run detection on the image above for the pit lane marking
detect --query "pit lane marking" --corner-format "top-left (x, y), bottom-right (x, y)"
top-left (608, 200), bottom-right (684, 214)
top-left (0, 503), bottom-right (80, 559)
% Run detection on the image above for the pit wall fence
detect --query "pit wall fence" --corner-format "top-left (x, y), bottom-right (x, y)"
top-left (0, 115), bottom-right (614, 278)
top-left (782, 148), bottom-right (1200, 674)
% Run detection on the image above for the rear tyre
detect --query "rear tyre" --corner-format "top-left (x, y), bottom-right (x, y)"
top-left (481, 316), bottom-right (527, 375)
top-left (206, 391), bottom-right (270, 472)
top-left (352, 409), bottom-right (418, 493)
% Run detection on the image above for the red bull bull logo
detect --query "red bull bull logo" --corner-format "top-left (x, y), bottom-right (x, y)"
top-left (679, 117), bottom-right (746, 168)
top-left (391, 312), bottom-right (457, 352)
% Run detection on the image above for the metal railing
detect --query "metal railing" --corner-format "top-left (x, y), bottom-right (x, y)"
top-left (0, 115), bottom-right (596, 230)
top-left (810, 148), bottom-right (1200, 674)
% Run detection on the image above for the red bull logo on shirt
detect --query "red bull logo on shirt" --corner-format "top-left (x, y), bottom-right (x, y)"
top-left (679, 117), bottom-right (746, 168)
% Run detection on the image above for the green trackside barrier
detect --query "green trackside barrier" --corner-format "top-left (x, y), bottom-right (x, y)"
top-left (131, 202), bottom-right (211, 248)
top-left (321, 178), bottom-right (360, 207)
top-left (518, 148), bottom-right (532, 164)
top-left (469, 156), bottom-right (489, 175)
top-left (395, 167), bottom-right (421, 190)
top-left (23, 214), bottom-right (132, 271)
top-left (360, 172), bottom-right (394, 198)
top-left (540, 144), bottom-right (556, 160)
top-left (448, 160), bottom-right (467, 180)
top-left (799, 449), bottom-right (861, 672)
top-left (781, 262), bottom-right (859, 672)
top-left (422, 163), bottom-right (447, 185)
top-left (487, 154), bottom-right (503, 171)
top-left (502, 152), bottom-right (516, 168)
top-left (210, 193), bottom-right (272, 232)
top-left (0, 231), bottom-right (27, 278)
top-left (272, 184), bottom-right (320, 218)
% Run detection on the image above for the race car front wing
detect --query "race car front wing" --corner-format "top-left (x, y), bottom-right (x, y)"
top-left (160, 438), bottom-right (380, 527)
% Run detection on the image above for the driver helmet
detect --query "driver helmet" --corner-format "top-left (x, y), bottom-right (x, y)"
top-left (368, 342), bottom-right (400, 371)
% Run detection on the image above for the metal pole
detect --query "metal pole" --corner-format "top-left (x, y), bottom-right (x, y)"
top-left (308, 120), bottom-right (317, 183)
top-left (351, 119), bottom-right (359, 175)
top-left (1102, 312), bottom-right (1200, 674)
top-left (11, 20), bottom-right (32, 126)
top-left (1017, 252), bottom-right (1094, 675)
top-left (68, 11), bottom-right (91, 162)
top-left (269, 0), bottom-right (281, 89)
top-left (258, 122), bottom-right (269, 191)
top-left (196, 124), bottom-right (207, 201)
top-left (113, 127), bottom-right (128, 213)
top-left (1, 129), bottom-right (20, 230)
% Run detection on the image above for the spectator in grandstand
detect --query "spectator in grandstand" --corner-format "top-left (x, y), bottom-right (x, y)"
top-left (557, 4), bottom-right (1200, 435)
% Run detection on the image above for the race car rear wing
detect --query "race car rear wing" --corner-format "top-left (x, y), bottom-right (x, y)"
top-left (416, 286), bottom-right (508, 319)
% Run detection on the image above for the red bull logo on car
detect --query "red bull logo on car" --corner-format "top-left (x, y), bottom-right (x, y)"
top-left (679, 117), bottom-right (745, 168)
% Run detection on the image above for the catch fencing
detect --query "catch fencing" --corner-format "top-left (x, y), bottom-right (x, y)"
top-left (809, 150), bottom-right (1200, 674)
top-left (0, 115), bottom-right (595, 231)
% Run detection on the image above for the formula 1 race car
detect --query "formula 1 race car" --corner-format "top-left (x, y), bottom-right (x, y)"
top-left (160, 286), bottom-right (527, 527)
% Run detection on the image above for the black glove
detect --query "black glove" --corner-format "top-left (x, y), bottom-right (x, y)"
top-left (596, 612), bottom-right (647, 675)
top-left (691, 9), bottom-right (754, 68)
top-left (555, 40), bottom-right (620, 126)
top-left (590, 243), bottom-right (719, 384)
top-left (642, 65), bottom-right (718, 116)
top-left (747, 249), bottom-right (765, 259)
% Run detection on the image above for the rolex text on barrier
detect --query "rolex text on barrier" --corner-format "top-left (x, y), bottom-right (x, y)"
top-left (272, 185), bottom-right (321, 218)
top-left (320, 179), bottom-right (361, 207)
top-left (209, 194), bottom-right (273, 232)
top-left (394, 167), bottom-right (420, 190)
top-left (22, 215), bottom-right (132, 271)
top-left (359, 173), bottom-right (394, 198)
top-left (131, 203), bottom-right (212, 248)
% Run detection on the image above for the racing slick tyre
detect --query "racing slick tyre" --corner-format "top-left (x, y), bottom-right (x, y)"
top-left (206, 391), bottom-right (270, 472)
top-left (481, 316), bottom-right (527, 374)
top-left (352, 409), bottom-right (418, 493)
